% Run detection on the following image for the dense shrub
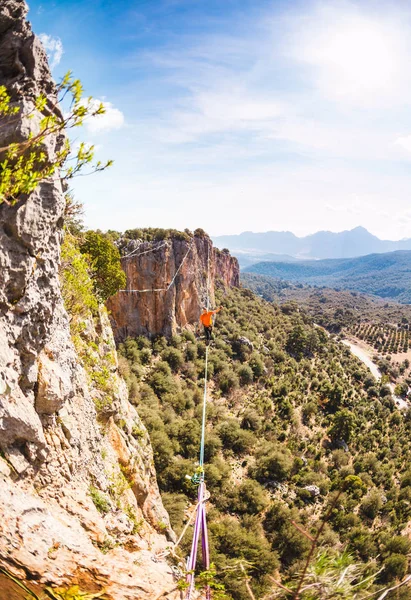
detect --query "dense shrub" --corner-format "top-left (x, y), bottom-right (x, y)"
top-left (185, 343), bottom-right (197, 361)
top-left (147, 361), bottom-right (177, 397)
top-left (231, 480), bottom-right (269, 514)
top-left (153, 335), bottom-right (168, 354)
top-left (182, 330), bottom-right (196, 343)
top-left (79, 230), bottom-right (126, 301)
top-left (209, 514), bottom-right (278, 599)
top-left (218, 420), bottom-right (255, 454)
top-left (263, 502), bottom-right (310, 566)
top-left (249, 354), bottom-right (265, 378)
top-left (161, 492), bottom-right (187, 534)
top-left (380, 554), bottom-right (408, 582)
top-left (150, 430), bottom-right (175, 471)
top-left (329, 409), bottom-right (356, 442)
top-left (218, 369), bottom-right (239, 394)
top-left (241, 409), bottom-right (262, 431)
top-left (238, 364), bottom-right (254, 385)
top-left (347, 527), bottom-right (377, 560)
top-left (61, 233), bottom-right (98, 319)
top-left (161, 347), bottom-right (184, 372)
top-left (286, 324), bottom-right (319, 359)
top-left (204, 433), bottom-right (223, 461)
top-left (251, 446), bottom-right (293, 483)
top-left (360, 490), bottom-right (383, 519)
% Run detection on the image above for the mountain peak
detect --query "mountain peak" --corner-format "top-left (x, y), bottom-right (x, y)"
top-left (212, 227), bottom-right (411, 262)
top-left (349, 226), bottom-right (374, 236)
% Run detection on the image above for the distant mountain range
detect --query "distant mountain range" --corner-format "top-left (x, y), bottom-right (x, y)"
top-left (213, 227), bottom-right (411, 266)
top-left (245, 250), bottom-right (411, 303)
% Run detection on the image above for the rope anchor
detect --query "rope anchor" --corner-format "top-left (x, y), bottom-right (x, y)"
top-left (185, 466), bottom-right (204, 486)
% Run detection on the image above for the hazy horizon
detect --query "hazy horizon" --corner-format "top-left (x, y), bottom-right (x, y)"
top-left (212, 225), bottom-right (411, 242)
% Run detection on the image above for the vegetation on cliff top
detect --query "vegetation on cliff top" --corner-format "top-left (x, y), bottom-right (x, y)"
top-left (104, 226), bottom-right (238, 260)
top-left (119, 227), bottom-right (210, 242)
top-left (118, 285), bottom-right (411, 599)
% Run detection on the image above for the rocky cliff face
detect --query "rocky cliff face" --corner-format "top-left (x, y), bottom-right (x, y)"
top-left (0, 3), bottom-right (176, 598)
top-left (107, 234), bottom-right (240, 340)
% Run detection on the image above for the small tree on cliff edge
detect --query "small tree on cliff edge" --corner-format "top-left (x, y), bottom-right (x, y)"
top-left (80, 231), bottom-right (126, 301)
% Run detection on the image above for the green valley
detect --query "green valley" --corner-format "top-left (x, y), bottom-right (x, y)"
top-left (244, 251), bottom-right (411, 303)
top-left (118, 283), bottom-right (411, 599)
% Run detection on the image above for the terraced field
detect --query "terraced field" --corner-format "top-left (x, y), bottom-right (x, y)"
top-left (348, 322), bottom-right (411, 356)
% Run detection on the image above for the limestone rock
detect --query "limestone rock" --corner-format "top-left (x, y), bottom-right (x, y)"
top-left (0, 0), bottom-right (74, 453)
top-left (303, 485), bottom-right (321, 497)
top-left (0, 381), bottom-right (46, 451)
top-left (0, 3), bottom-right (176, 597)
top-left (237, 336), bottom-right (254, 348)
top-left (108, 234), bottom-right (239, 340)
top-left (36, 350), bottom-right (73, 414)
top-left (0, 476), bottom-right (178, 600)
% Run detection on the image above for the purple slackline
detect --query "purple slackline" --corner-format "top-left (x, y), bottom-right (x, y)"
top-left (186, 482), bottom-right (210, 599)
top-left (201, 491), bottom-right (211, 600)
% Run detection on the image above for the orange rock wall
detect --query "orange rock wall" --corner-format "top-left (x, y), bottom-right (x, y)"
top-left (107, 235), bottom-right (239, 340)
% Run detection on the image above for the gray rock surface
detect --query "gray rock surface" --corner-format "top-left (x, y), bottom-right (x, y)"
top-left (0, 0), bottom-right (73, 457)
top-left (0, 2), bottom-right (176, 597)
top-left (303, 485), bottom-right (321, 497)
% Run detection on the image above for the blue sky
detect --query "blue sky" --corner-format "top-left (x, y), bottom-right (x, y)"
top-left (28, 0), bottom-right (411, 239)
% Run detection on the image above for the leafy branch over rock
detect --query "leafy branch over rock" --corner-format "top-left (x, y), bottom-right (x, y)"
top-left (0, 71), bottom-right (113, 205)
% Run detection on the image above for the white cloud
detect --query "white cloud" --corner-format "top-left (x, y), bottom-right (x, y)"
top-left (137, 2), bottom-right (411, 161)
top-left (395, 209), bottom-right (411, 223)
top-left (394, 135), bottom-right (411, 154)
top-left (72, 140), bottom-right (411, 241)
top-left (284, 3), bottom-right (411, 108)
top-left (325, 203), bottom-right (360, 215)
top-left (167, 90), bottom-right (284, 140)
top-left (38, 33), bottom-right (64, 69)
top-left (82, 99), bottom-right (125, 134)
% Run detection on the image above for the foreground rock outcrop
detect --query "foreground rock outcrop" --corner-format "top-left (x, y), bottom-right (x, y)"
top-left (108, 233), bottom-right (240, 340)
top-left (0, 3), bottom-right (177, 597)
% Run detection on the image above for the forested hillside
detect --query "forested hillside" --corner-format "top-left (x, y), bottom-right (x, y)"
top-left (118, 286), bottom-right (411, 599)
top-left (242, 274), bottom-right (411, 332)
top-left (245, 251), bottom-right (411, 303)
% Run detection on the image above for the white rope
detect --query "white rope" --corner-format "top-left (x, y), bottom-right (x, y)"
top-left (165, 238), bottom-right (195, 292)
top-left (118, 237), bottom-right (195, 294)
top-left (119, 288), bottom-right (167, 293)
top-left (122, 240), bottom-right (169, 260)
top-left (200, 239), bottom-right (212, 466)
top-left (199, 344), bottom-right (209, 467)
